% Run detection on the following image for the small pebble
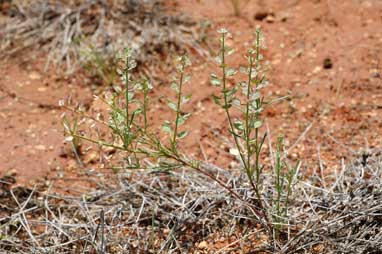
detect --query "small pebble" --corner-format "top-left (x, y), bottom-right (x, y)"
top-left (323, 58), bottom-right (333, 69)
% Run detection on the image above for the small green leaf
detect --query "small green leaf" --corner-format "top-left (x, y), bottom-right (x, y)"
top-left (210, 74), bottom-right (221, 86)
top-left (212, 95), bottom-right (221, 105)
top-left (177, 131), bottom-right (188, 139)
top-left (226, 68), bottom-right (237, 77)
top-left (177, 116), bottom-right (185, 126)
top-left (251, 92), bottom-right (260, 101)
top-left (183, 75), bottom-right (191, 84)
top-left (227, 86), bottom-right (238, 98)
top-left (162, 121), bottom-right (172, 133)
top-left (232, 98), bottom-right (241, 108)
top-left (134, 108), bottom-right (142, 115)
top-left (181, 94), bottom-right (192, 104)
top-left (234, 121), bottom-right (244, 131)
top-left (113, 85), bottom-right (122, 94)
top-left (253, 120), bottom-right (262, 129)
top-left (168, 101), bottom-right (177, 111)
top-left (170, 82), bottom-right (179, 92)
top-left (127, 92), bottom-right (135, 101)
top-left (251, 100), bottom-right (260, 110)
top-left (210, 78), bottom-right (221, 86)
top-left (227, 47), bottom-right (236, 56)
top-left (181, 112), bottom-right (191, 122)
top-left (177, 113), bottom-right (191, 126)
top-left (214, 56), bottom-right (222, 65)
top-left (134, 82), bottom-right (143, 90)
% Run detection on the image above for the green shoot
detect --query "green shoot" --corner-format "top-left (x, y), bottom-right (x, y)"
top-left (273, 135), bottom-right (300, 238)
top-left (162, 55), bottom-right (192, 151)
top-left (212, 28), bottom-right (268, 211)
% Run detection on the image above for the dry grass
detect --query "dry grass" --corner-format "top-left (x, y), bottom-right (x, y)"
top-left (0, 0), bottom-right (201, 73)
top-left (284, 149), bottom-right (382, 253)
top-left (1, 150), bottom-right (382, 253)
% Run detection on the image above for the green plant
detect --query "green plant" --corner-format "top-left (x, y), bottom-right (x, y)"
top-left (273, 136), bottom-right (299, 238)
top-left (211, 28), bottom-right (266, 206)
top-left (162, 55), bottom-right (192, 151)
top-left (65, 28), bottom-right (299, 241)
top-left (211, 28), bottom-right (299, 236)
top-left (81, 42), bottom-right (118, 86)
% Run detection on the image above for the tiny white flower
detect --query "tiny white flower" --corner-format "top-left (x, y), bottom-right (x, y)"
top-left (217, 28), bottom-right (228, 34)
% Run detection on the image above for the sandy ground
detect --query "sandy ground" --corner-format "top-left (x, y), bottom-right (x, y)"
top-left (0, 0), bottom-right (382, 189)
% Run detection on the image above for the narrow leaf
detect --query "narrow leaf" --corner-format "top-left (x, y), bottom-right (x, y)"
top-left (177, 131), bottom-right (188, 139)
top-left (183, 75), bottom-right (191, 84)
top-left (234, 121), bottom-right (244, 131)
top-left (226, 68), bottom-right (237, 77)
top-left (170, 82), bottom-right (179, 92)
top-left (181, 94), bottom-right (192, 104)
top-left (210, 74), bottom-right (221, 86)
top-left (168, 101), bottom-right (178, 111)
top-left (162, 122), bottom-right (172, 133)
top-left (253, 120), bottom-right (262, 129)
top-left (212, 95), bottom-right (221, 105)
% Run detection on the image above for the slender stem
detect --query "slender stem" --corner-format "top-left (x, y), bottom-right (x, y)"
top-left (244, 54), bottom-right (264, 209)
top-left (219, 31), bottom-right (267, 217)
top-left (274, 136), bottom-right (284, 237)
top-left (220, 32), bottom-right (247, 170)
top-left (245, 54), bottom-right (254, 180)
top-left (172, 65), bottom-right (184, 149)
top-left (71, 134), bottom-right (125, 151)
top-left (143, 81), bottom-right (149, 132)
top-left (125, 57), bottom-right (130, 130)
top-left (161, 147), bottom-right (269, 224)
top-left (254, 30), bottom-right (262, 187)
top-left (276, 138), bottom-right (282, 218)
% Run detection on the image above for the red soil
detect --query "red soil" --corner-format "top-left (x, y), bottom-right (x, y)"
top-left (1, 0), bottom-right (382, 189)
